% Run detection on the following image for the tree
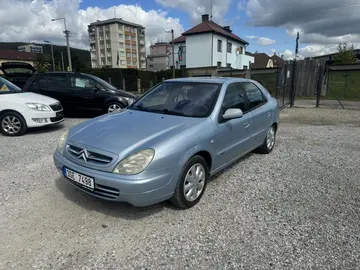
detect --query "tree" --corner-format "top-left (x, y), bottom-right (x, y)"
top-left (333, 42), bottom-right (356, 65)
top-left (34, 54), bottom-right (50, 71)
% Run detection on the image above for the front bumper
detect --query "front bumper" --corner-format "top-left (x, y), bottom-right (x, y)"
top-left (53, 151), bottom-right (176, 207)
top-left (25, 109), bottom-right (64, 128)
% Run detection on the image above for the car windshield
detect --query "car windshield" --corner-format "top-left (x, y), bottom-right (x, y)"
top-left (0, 76), bottom-right (22, 93)
top-left (130, 81), bottom-right (221, 118)
top-left (86, 74), bottom-right (117, 90)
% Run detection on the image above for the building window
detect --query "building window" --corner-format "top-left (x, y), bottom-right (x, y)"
top-left (121, 60), bottom-right (125, 65)
top-left (227, 63), bottom-right (231, 68)
top-left (120, 51), bottom-right (125, 56)
top-left (217, 40), bottom-right (222, 52)
top-left (119, 42), bottom-right (124, 48)
top-left (227, 42), bottom-right (232, 53)
top-left (132, 53), bottom-right (137, 58)
top-left (119, 34), bottom-right (123, 39)
top-left (217, 61), bottom-right (222, 67)
top-left (149, 64), bottom-right (154, 68)
top-left (243, 65), bottom-right (248, 70)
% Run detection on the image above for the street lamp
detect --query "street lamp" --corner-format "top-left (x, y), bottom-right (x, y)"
top-left (165, 29), bottom-right (175, 78)
top-left (44, 40), bottom-right (55, 71)
top-left (52, 17), bottom-right (72, 71)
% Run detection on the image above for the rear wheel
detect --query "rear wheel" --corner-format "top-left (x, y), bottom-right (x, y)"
top-left (170, 155), bottom-right (209, 209)
top-left (0, 111), bottom-right (27, 136)
top-left (256, 124), bottom-right (276, 154)
top-left (106, 102), bottom-right (124, 113)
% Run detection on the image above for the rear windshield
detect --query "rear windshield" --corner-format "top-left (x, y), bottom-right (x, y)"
top-left (0, 76), bottom-right (22, 93)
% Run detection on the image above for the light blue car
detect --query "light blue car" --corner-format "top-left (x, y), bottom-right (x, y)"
top-left (53, 77), bottom-right (280, 209)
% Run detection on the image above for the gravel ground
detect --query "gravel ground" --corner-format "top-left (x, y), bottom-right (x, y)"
top-left (1, 108), bottom-right (360, 269)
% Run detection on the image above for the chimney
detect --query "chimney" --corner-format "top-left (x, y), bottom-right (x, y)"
top-left (223, 26), bottom-right (232, 33)
top-left (202, 14), bottom-right (209, 22)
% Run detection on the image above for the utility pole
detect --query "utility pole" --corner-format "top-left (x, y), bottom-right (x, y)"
top-left (61, 51), bottom-right (65, 71)
top-left (52, 17), bottom-right (72, 71)
top-left (290, 32), bottom-right (299, 107)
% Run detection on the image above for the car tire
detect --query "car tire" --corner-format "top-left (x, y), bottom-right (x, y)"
top-left (256, 124), bottom-right (277, 154)
top-left (106, 102), bottom-right (124, 113)
top-left (170, 155), bottom-right (209, 209)
top-left (0, 111), bottom-right (27, 136)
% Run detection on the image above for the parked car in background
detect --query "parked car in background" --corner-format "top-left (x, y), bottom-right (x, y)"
top-left (54, 77), bottom-right (280, 209)
top-left (0, 76), bottom-right (64, 136)
top-left (0, 62), bottom-right (36, 89)
top-left (23, 72), bottom-right (137, 115)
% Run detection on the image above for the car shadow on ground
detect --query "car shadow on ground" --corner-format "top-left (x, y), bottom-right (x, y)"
top-left (55, 151), bottom-right (256, 216)
top-left (55, 176), bottom-right (166, 220)
top-left (26, 122), bottom-right (66, 135)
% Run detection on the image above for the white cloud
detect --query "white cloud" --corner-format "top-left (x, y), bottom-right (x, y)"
top-left (0, 0), bottom-right (185, 51)
top-left (156, 0), bottom-right (232, 24)
top-left (245, 36), bottom-right (276, 46)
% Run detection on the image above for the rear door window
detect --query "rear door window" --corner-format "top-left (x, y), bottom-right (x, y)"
top-left (38, 74), bottom-right (70, 91)
top-left (240, 82), bottom-right (267, 110)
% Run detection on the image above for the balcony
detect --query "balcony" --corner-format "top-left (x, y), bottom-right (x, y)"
top-left (90, 48), bottom-right (96, 52)
top-left (140, 56), bottom-right (146, 61)
top-left (139, 40), bottom-right (145, 45)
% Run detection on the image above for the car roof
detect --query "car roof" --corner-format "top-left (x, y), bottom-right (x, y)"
top-left (164, 77), bottom-right (253, 84)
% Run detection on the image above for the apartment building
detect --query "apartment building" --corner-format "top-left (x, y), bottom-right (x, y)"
top-left (88, 18), bottom-right (146, 70)
top-left (146, 42), bottom-right (172, 71)
top-left (18, 44), bottom-right (43, 54)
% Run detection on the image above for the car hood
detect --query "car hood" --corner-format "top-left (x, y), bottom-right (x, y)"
top-left (68, 109), bottom-right (204, 155)
top-left (4, 92), bottom-right (59, 105)
top-left (110, 88), bottom-right (137, 99)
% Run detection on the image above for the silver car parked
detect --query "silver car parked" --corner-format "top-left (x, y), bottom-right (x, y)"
top-left (53, 77), bottom-right (280, 209)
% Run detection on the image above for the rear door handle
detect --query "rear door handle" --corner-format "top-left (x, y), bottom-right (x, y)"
top-left (244, 122), bottom-right (250, 128)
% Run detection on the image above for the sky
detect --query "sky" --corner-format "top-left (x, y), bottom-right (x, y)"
top-left (0, 0), bottom-right (359, 60)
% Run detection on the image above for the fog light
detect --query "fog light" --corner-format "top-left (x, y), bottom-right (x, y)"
top-left (32, 118), bottom-right (48, 123)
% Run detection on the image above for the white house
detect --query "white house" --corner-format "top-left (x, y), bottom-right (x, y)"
top-left (169, 14), bottom-right (254, 70)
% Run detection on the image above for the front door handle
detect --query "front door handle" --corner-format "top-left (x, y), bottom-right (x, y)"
top-left (244, 122), bottom-right (250, 128)
top-left (267, 112), bottom-right (272, 117)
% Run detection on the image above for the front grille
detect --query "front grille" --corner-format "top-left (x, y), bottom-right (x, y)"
top-left (49, 102), bottom-right (63, 111)
top-left (67, 144), bottom-right (113, 165)
top-left (50, 114), bottom-right (64, 123)
top-left (68, 180), bottom-right (120, 200)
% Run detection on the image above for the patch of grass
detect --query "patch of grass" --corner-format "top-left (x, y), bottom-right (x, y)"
top-left (327, 70), bottom-right (360, 99)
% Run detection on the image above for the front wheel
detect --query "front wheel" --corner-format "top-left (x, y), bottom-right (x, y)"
top-left (170, 155), bottom-right (209, 209)
top-left (0, 112), bottom-right (27, 136)
top-left (106, 102), bottom-right (123, 113)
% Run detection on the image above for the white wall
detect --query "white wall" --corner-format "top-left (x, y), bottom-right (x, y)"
top-left (186, 34), bottom-right (212, 68)
top-left (212, 34), bottom-right (247, 68)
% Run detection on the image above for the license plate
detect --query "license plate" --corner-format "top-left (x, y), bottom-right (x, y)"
top-left (63, 167), bottom-right (94, 190)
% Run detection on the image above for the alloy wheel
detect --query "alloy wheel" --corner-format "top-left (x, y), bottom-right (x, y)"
top-left (1, 116), bottom-right (21, 135)
top-left (108, 104), bottom-right (122, 113)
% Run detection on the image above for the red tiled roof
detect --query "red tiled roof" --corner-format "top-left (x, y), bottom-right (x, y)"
top-left (172, 35), bottom-right (186, 44)
top-left (0, 50), bottom-right (37, 61)
top-left (182, 20), bottom-right (248, 45)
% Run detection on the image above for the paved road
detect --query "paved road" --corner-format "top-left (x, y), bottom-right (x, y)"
top-left (1, 108), bottom-right (360, 269)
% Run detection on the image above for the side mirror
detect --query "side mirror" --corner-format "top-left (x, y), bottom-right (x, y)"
top-left (222, 108), bottom-right (243, 121)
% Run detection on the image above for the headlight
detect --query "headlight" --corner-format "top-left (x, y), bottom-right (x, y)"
top-left (113, 149), bottom-right (155, 175)
top-left (26, 103), bottom-right (51, 111)
top-left (124, 97), bottom-right (134, 106)
top-left (57, 130), bottom-right (69, 154)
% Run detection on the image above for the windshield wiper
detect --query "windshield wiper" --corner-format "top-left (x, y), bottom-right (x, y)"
top-left (162, 109), bottom-right (186, 116)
